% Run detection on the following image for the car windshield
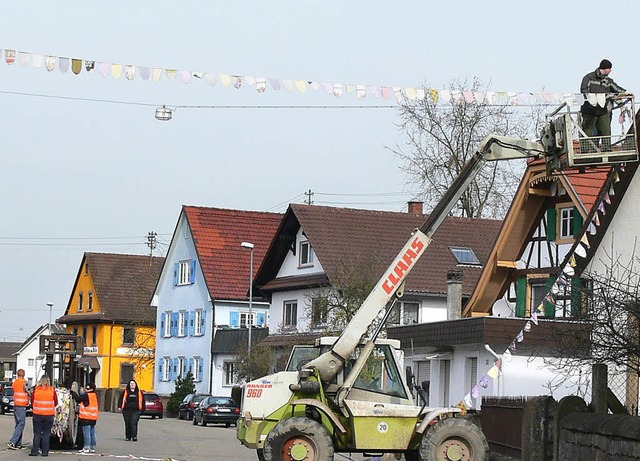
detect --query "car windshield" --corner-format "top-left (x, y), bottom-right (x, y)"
top-left (210, 397), bottom-right (235, 406)
top-left (4, 388), bottom-right (13, 396)
top-left (182, 394), bottom-right (194, 403)
top-left (144, 394), bottom-right (159, 401)
top-left (194, 395), bottom-right (208, 404)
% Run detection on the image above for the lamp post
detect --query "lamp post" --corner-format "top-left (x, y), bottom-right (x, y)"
top-left (240, 242), bottom-right (254, 356)
top-left (46, 302), bottom-right (54, 330)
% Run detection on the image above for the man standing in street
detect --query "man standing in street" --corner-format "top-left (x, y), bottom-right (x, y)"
top-left (7, 369), bottom-right (30, 450)
top-left (580, 59), bottom-right (628, 151)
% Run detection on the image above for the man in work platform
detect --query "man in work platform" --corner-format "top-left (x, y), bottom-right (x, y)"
top-left (580, 59), bottom-right (627, 151)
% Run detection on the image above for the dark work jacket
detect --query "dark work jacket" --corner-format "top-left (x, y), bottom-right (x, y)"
top-left (118, 388), bottom-right (145, 412)
top-left (580, 68), bottom-right (626, 115)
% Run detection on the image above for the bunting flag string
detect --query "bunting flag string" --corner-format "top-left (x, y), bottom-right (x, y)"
top-left (0, 47), bottom-right (600, 106)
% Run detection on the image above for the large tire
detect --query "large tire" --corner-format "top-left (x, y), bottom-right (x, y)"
top-left (404, 450), bottom-right (421, 461)
top-left (420, 418), bottom-right (488, 461)
top-left (263, 417), bottom-right (334, 461)
top-left (256, 449), bottom-right (266, 461)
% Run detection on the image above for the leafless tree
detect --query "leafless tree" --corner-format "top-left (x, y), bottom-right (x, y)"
top-left (390, 78), bottom-right (548, 219)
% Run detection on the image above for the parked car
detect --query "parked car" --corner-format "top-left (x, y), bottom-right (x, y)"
top-left (0, 387), bottom-right (33, 416)
top-left (178, 393), bottom-right (210, 420)
top-left (141, 391), bottom-right (163, 419)
top-left (192, 396), bottom-right (240, 427)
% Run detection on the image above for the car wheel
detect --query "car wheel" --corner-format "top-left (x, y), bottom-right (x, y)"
top-left (159, 414), bottom-right (163, 419)
top-left (420, 418), bottom-right (489, 461)
top-left (151, 415), bottom-right (156, 419)
top-left (192, 415), bottom-right (198, 426)
top-left (201, 418), bottom-right (207, 427)
top-left (225, 423), bottom-right (231, 428)
top-left (178, 410), bottom-right (183, 420)
top-left (0, 406), bottom-right (4, 415)
top-left (263, 417), bottom-right (334, 461)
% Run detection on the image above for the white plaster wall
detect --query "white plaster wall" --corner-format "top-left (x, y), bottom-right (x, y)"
top-left (276, 228), bottom-right (325, 278)
top-left (211, 353), bottom-right (235, 397)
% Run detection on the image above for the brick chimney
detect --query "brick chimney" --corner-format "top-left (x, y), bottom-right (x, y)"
top-left (447, 269), bottom-right (463, 320)
top-left (408, 201), bottom-right (423, 214)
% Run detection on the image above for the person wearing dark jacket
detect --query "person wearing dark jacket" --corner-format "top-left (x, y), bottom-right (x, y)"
top-left (70, 382), bottom-right (99, 453)
top-left (580, 59), bottom-right (628, 151)
top-left (117, 380), bottom-right (145, 441)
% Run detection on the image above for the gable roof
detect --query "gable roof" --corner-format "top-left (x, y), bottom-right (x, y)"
top-left (0, 342), bottom-right (21, 362)
top-left (256, 204), bottom-right (502, 297)
top-left (58, 252), bottom-right (164, 325)
top-left (183, 206), bottom-right (283, 301)
top-left (464, 161), bottom-right (612, 316)
top-left (15, 324), bottom-right (66, 355)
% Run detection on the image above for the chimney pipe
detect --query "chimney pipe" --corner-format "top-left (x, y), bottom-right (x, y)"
top-left (408, 201), bottom-right (423, 214)
top-left (447, 269), bottom-right (463, 320)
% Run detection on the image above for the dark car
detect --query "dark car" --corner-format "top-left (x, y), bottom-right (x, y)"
top-left (141, 391), bottom-right (163, 419)
top-left (178, 393), bottom-right (210, 420)
top-left (192, 396), bottom-right (240, 427)
top-left (0, 387), bottom-right (33, 416)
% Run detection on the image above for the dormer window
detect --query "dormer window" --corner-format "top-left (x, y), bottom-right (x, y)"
top-left (299, 241), bottom-right (314, 267)
top-left (449, 247), bottom-right (481, 266)
top-left (559, 206), bottom-right (574, 239)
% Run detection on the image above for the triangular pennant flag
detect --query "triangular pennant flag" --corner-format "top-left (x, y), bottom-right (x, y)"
top-left (369, 85), bottom-right (381, 98)
top-left (193, 71), bottom-right (204, 80)
top-left (471, 385), bottom-right (480, 399)
top-left (245, 76), bottom-right (256, 86)
top-left (321, 82), bottom-right (333, 94)
top-left (416, 88), bottom-right (425, 100)
top-left (295, 80), bottom-right (307, 93)
top-left (569, 255), bottom-right (577, 267)
top-left (581, 233), bottom-right (590, 248)
top-left (152, 68), bottom-right (163, 83)
top-left (111, 63), bottom-right (123, 79)
top-left (575, 243), bottom-right (587, 258)
top-left (503, 349), bottom-right (512, 362)
top-left (166, 69), bottom-right (177, 80)
top-left (463, 91), bottom-right (474, 103)
top-left (333, 83), bottom-right (343, 98)
top-left (604, 192), bottom-right (611, 204)
top-left (614, 170), bottom-right (620, 183)
top-left (479, 375), bottom-right (489, 388)
top-left (440, 90), bottom-right (451, 102)
top-left (524, 321), bottom-right (532, 333)
top-left (463, 393), bottom-right (474, 408)
top-left (19, 51), bottom-right (31, 67)
top-left (598, 202), bottom-right (606, 214)
top-left (473, 91), bottom-right (485, 103)
top-left (403, 87), bottom-right (417, 100)
top-left (71, 59), bottom-right (82, 75)
top-left (531, 311), bottom-right (539, 325)
top-left (609, 184), bottom-right (615, 196)
top-left (5, 49), bottom-right (16, 65)
top-left (429, 89), bottom-right (439, 103)
top-left (256, 77), bottom-right (266, 93)
top-left (96, 62), bottom-right (108, 77)
top-left (125, 65), bottom-right (136, 81)
top-left (205, 72), bottom-right (216, 86)
top-left (45, 56), bottom-right (56, 72)
top-left (58, 57), bottom-right (70, 73)
top-left (563, 264), bottom-right (575, 276)
top-left (219, 73), bottom-right (231, 86)
top-left (283, 80), bottom-right (295, 93)
top-left (32, 54), bottom-right (44, 68)
top-left (487, 366), bottom-right (500, 379)
top-left (356, 84), bottom-right (366, 99)
top-left (346, 84), bottom-right (355, 94)
top-left (381, 86), bottom-right (392, 100)
top-left (85, 60), bottom-right (95, 73)
top-left (309, 81), bottom-right (320, 91)
top-left (517, 330), bottom-right (524, 342)
top-left (270, 78), bottom-right (281, 91)
top-left (233, 76), bottom-right (243, 89)
top-left (509, 341), bottom-right (517, 352)
top-left (139, 66), bottom-right (150, 80)
top-left (594, 213), bottom-right (600, 226)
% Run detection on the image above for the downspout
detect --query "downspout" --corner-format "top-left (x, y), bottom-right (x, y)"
top-left (209, 300), bottom-right (214, 395)
top-left (108, 321), bottom-right (115, 391)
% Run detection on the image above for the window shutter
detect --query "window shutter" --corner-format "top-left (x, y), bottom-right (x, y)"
top-left (158, 360), bottom-right (164, 380)
top-left (173, 263), bottom-right (179, 286)
top-left (544, 277), bottom-right (556, 318)
top-left (190, 260), bottom-right (197, 284)
top-left (546, 209), bottom-right (557, 241)
top-left (573, 207), bottom-right (584, 238)
top-left (257, 312), bottom-right (266, 327)
top-left (515, 277), bottom-right (527, 318)
top-left (571, 277), bottom-right (584, 317)
top-left (160, 313), bottom-right (165, 335)
top-left (171, 312), bottom-right (179, 337)
top-left (188, 357), bottom-right (194, 375)
top-left (201, 310), bottom-right (206, 334)
top-left (198, 359), bottom-right (204, 382)
top-left (171, 358), bottom-right (177, 380)
top-left (230, 311), bottom-right (240, 328)
top-left (189, 311), bottom-right (195, 336)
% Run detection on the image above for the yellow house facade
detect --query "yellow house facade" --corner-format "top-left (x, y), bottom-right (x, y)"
top-left (58, 252), bottom-right (164, 393)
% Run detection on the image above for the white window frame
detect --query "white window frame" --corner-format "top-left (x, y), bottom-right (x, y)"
top-left (194, 309), bottom-right (203, 336)
top-left (311, 297), bottom-right (329, 326)
top-left (559, 206), bottom-right (574, 240)
top-left (162, 357), bottom-right (170, 381)
top-left (223, 361), bottom-right (236, 386)
top-left (178, 356), bottom-right (185, 379)
top-left (240, 312), bottom-right (256, 328)
top-left (194, 356), bottom-right (202, 382)
top-left (388, 301), bottom-right (420, 326)
top-left (178, 311), bottom-right (187, 337)
top-left (299, 241), bottom-right (314, 267)
top-left (178, 260), bottom-right (192, 285)
top-left (88, 291), bottom-right (94, 311)
top-left (78, 291), bottom-right (84, 312)
top-left (284, 300), bottom-right (298, 328)
top-left (163, 311), bottom-right (171, 337)
top-left (28, 358), bottom-right (34, 367)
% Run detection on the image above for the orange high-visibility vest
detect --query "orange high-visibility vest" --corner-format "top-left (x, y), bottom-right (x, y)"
top-left (12, 378), bottom-right (29, 407)
top-left (32, 386), bottom-right (56, 416)
top-left (79, 392), bottom-right (99, 421)
top-left (121, 388), bottom-right (143, 410)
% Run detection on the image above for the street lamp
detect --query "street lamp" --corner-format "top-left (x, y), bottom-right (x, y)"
top-left (240, 242), bottom-right (254, 356)
top-left (46, 302), bottom-right (54, 330)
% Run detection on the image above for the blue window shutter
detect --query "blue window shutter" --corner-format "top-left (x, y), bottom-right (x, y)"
top-left (173, 358), bottom-right (178, 380)
top-left (173, 263), bottom-right (179, 286)
top-left (172, 312), bottom-right (179, 336)
top-left (230, 311), bottom-right (240, 328)
top-left (258, 312), bottom-right (266, 327)
top-left (189, 311), bottom-right (195, 336)
top-left (198, 359), bottom-right (204, 382)
top-left (158, 360), bottom-right (164, 380)
top-left (190, 260), bottom-right (196, 284)
top-left (160, 313), bottom-right (165, 335)
top-left (188, 357), bottom-right (194, 375)
top-left (201, 310), bottom-right (206, 334)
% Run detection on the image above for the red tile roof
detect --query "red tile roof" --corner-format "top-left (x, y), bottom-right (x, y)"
top-left (258, 204), bottom-right (502, 296)
top-left (563, 168), bottom-right (610, 212)
top-left (184, 206), bottom-right (283, 301)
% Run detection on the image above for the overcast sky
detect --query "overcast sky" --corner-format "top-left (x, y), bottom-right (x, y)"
top-left (1, 0), bottom-right (639, 342)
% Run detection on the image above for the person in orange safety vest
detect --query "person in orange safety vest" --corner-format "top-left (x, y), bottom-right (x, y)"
top-left (117, 379), bottom-right (145, 441)
top-left (7, 368), bottom-right (30, 450)
top-left (29, 375), bottom-right (58, 457)
top-left (71, 382), bottom-right (99, 453)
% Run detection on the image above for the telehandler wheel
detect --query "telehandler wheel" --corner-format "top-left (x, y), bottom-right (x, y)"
top-left (263, 417), bottom-right (334, 461)
top-left (404, 450), bottom-right (422, 461)
top-left (420, 418), bottom-right (489, 461)
top-left (256, 449), bottom-right (266, 461)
